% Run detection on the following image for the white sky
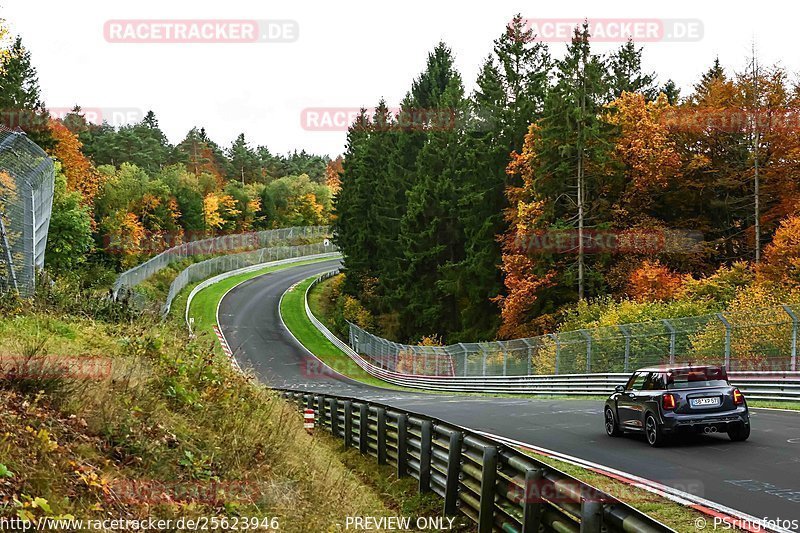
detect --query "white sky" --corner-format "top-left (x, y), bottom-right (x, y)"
top-left (1, 0), bottom-right (794, 158)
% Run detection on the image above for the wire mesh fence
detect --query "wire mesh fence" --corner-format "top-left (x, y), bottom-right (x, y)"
top-left (162, 240), bottom-right (338, 316)
top-left (112, 225), bottom-right (331, 301)
top-left (0, 126), bottom-right (55, 297)
top-left (348, 304), bottom-right (800, 376)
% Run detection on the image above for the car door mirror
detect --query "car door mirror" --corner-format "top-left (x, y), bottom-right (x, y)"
top-left (614, 385), bottom-right (625, 393)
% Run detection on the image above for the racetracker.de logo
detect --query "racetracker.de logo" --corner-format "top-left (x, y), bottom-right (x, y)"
top-left (103, 20), bottom-right (299, 43)
top-left (518, 18), bottom-right (703, 42)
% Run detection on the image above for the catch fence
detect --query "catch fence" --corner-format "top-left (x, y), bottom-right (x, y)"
top-left (0, 126), bottom-right (55, 296)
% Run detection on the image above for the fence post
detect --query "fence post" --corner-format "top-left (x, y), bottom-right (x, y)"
top-left (359, 403), bottom-right (369, 454)
top-left (343, 401), bottom-right (353, 448)
top-left (396, 413), bottom-right (408, 478)
top-left (419, 420), bottom-right (433, 493)
top-left (500, 341), bottom-right (508, 376)
top-left (619, 325), bottom-right (630, 372)
top-left (444, 430), bottom-right (463, 516)
top-left (549, 333), bottom-right (560, 375)
top-left (663, 319), bottom-right (676, 364)
top-left (783, 305), bottom-right (798, 372)
top-left (580, 330), bottom-right (593, 373)
top-left (459, 343), bottom-right (468, 377)
top-left (377, 407), bottom-right (387, 465)
top-left (717, 313), bottom-right (732, 370)
top-left (481, 345), bottom-right (488, 376)
top-left (478, 446), bottom-right (498, 533)
top-left (523, 339), bottom-right (533, 376)
top-left (521, 468), bottom-right (543, 533)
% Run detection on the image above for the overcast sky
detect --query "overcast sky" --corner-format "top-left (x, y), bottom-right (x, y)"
top-left (2, 0), bottom-right (794, 158)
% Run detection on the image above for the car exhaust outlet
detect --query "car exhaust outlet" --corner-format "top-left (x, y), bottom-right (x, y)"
top-left (703, 426), bottom-right (718, 434)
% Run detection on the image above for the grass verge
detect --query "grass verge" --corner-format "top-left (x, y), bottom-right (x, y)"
top-left (515, 448), bottom-right (718, 532)
top-left (280, 276), bottom-right (398, 388)
top-left (186, 256), bottom-right (334, 335)
top-left (0, 264), bottom-right (458, 531)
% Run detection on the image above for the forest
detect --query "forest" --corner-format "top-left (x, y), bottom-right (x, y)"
top-left (332, 17), bottom-right (800, 344)
top-left (0, 29), bottom-right (340, 280)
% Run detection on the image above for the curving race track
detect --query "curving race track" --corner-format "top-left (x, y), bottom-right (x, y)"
top-left (218, 260), bottom-right (800, 528)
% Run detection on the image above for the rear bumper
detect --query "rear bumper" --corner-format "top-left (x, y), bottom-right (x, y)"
top-left (661, 408), bottom-right (749, 433)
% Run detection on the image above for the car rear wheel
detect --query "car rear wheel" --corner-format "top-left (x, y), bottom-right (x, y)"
top-left (645, 414), bottom-right (666, 447)
top-left (605, 408), bottom-right (623, 437)
top-left (728, 423), bottom-right (750, 442)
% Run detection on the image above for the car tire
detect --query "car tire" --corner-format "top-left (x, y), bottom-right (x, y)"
top-left (605, 408), bottom-right (623, 437)
top-left (645, 413), bottom-right (666, 447)
top-left (728, 423), bottom-right (750, 442)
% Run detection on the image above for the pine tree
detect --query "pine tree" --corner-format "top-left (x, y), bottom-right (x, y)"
top-left (607, 39), bottom-right (657, 100)
top-left (227, 133), bottom-right (261, 185)
top-left (444, 16), bottom-right (553, 340)
top-left (0, 36), bottom-right (53, 148)
top-left (527, 22), bottom-right (615, 301)
top-left (332, 109), bottom-right (377, 295)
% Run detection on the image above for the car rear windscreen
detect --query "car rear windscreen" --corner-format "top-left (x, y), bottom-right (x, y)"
top-left (666, 367), bottom-right (728, 389)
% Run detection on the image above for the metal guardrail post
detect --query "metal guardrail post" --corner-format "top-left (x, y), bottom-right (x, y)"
top-left (522, 468), bottom-right (543, 533)
top-left (359, 403), bottom-right (369, 454)
top-left (316, 395), bottom-right (325, 426)
top-left (444, 430), bottom-right (463, 516)
top-left (580, 488), bottom-right (602, 533)
top-left (580, 330), bottom-right (593, 372)
top-left (396, 413), bottom-right (408, 478)
top-left (377, 407), bottom-right (388, 465)
top-left (717, 313), bottom-right (731, 369)
top-left (783, 305), bottom-right (798, 371)
top-left (343, 400), bottom-right (353, 448)
top-left (419, 420), bottom-right (433, 493)
top-left (478, 446), bottom-right (498, 533)
top-left (329, 398), bottom-right (339, 438)
top-left (663, 319), bottom-right (676, 364)
top-left (618, 325), bottom-right (631, 372)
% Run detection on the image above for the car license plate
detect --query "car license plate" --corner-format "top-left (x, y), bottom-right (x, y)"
top-left (690, 397), bottom-right (720, 407)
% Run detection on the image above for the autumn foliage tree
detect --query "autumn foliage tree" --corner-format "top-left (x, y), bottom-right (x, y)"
top-left (757, 215), bottom-right (800, 290)
top-left (48, 119), bottom-right (104, 204)
top-left (626, 260), bottom-right (684, 301)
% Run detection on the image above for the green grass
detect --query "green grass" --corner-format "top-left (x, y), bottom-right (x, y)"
top-left (516, 448), bottom-right (715, 532)
top-left (187, 257), bottom-right (335, 335)
top-left (280, 276), bottom-right (398, 388)
top-left (750, 400), bottom-right (800, 410)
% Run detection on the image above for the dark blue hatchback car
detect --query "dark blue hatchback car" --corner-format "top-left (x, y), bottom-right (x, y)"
top-left (604, 365), bottom-right (750, 447)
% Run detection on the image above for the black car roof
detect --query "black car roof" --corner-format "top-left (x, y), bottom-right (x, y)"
top-left (634, 364), bottom-right (723, 373)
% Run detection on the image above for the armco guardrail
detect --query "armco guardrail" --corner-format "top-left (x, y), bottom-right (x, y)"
top-left (161, 240), bottom-right (338, 316)
top-left (305, 272), bottom-right (800, 401)
top-left (278, 388), bottom-right (673, 533)
top-left (112, 225), bottom-right (330, 300)
top-left (184, 252), bottom-right (342, 331)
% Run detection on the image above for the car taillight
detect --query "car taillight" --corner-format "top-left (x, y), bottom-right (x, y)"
top-left (662, 393), bottom-right (677, 410)
top-left (733, 388), bottom-right (744, 405)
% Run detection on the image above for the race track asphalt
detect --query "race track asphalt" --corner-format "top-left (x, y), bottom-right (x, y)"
top-left (217, 259), bottom-right (800, 526)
